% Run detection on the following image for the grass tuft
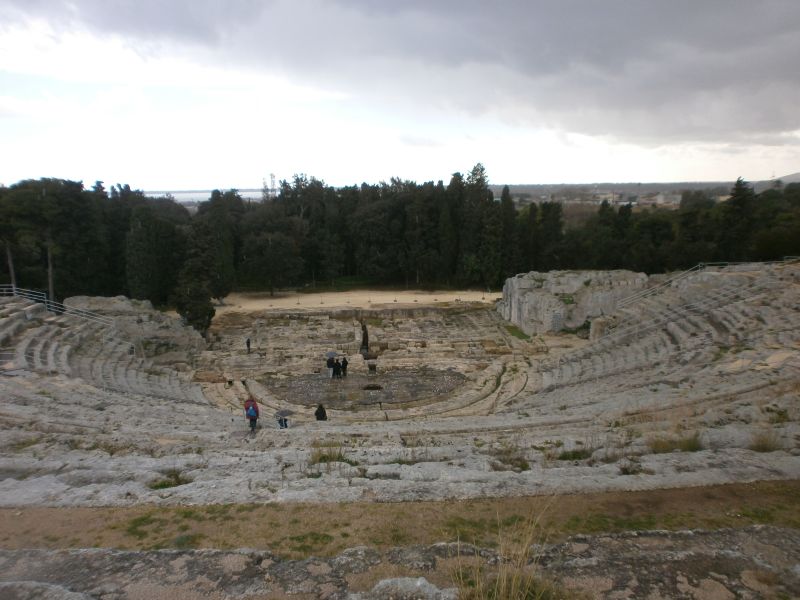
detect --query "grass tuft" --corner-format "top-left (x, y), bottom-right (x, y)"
top-left (452, 509), bottom-right (574, 600)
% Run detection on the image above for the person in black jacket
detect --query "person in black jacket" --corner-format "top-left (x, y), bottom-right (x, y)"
top-left (315, 404), bottom-right (327, 421)
top-left (326, 355), bottom-right (334, 378)
top-left (341, 356), bottom-right (348, 377)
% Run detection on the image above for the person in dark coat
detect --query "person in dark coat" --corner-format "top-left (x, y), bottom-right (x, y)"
top-left (341, 356), bottom-right (348, 377)
top-left (315, 404), bottom-right (327, 421)
top-left (246, 337), bottom-right (251, 354)
top-left (244, 396), bottom-right (259, 433)
top-left (333, 358), bottom-right (342, 379)
top-left (326, 355), bottom-right (334, 378)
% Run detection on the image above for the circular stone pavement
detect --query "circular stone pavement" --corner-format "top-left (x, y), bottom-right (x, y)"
top-left (258, 367), bottom-right (467, 410)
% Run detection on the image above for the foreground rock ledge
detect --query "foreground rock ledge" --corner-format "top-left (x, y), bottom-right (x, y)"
top-left (1, 525), bottom-right (797, 599)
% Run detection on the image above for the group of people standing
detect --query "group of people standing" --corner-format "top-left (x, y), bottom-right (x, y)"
top-left (242, 350), bottom-right (351, 434)
top-left (326, 355), bottom-right (348, 379)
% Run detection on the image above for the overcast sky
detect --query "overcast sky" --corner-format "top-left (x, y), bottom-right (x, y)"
top-left (1, 0), bottom-right (798, 190)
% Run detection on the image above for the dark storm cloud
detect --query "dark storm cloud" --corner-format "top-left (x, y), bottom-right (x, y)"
top-left (3, 0), bottom-right (799, 144)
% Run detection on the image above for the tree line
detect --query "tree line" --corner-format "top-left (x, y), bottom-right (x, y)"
top-left (2, 166), bottom-right (799, 334)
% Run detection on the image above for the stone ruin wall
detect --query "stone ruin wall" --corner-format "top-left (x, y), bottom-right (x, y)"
top-left (497, 270), bottom-right (648, 335)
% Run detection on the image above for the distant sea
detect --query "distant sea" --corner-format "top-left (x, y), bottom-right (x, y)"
top-left (145, 189), bottom-right (264, 203)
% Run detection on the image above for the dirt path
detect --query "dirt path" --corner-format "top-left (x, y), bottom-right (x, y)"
top-left (215, 289), bottom-right (502, 314)
top-left (2, 481), bottom-right (797, 557)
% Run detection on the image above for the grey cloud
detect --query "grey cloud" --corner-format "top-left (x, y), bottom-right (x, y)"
top-left (3, 0), bottom-right (799, 144)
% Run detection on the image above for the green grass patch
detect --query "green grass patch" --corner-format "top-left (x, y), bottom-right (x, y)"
top-left (443, 516), bottom-right (493, 546)
top-left (504, 324), bottom-right (530, 340)
top-left (565, 512), bottom-right (658, 534)
top-left (288, 531), bottom-right (334, 553)
top-left (203, 504), bottom-right (233, 520)
top-left (740, 506), bottom-right (775, 523)
top-left (125, 514), bottom-right (162, 540)
top-left (177, 508), bottom-right (205, 521)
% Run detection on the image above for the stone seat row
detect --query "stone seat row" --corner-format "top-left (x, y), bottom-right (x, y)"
top-left (3, 299), bottom-right (207, 405)
top-left (537, 271), bottom-right (789, 390)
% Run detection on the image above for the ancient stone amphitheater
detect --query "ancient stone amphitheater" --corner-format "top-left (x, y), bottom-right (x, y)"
top-left (1, 261), bottom-right (799, 599)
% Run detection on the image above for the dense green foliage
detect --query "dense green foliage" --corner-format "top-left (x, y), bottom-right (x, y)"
top-left (2, 170), bottom-right (799, 335)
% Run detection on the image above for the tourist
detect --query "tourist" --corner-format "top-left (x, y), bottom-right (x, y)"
top-left (315, 404), bottom-right (327, 421)
top-left (333, 358), bottom-right (342, 379)
top-left (326, 355), bottom-right (335, 378)
top-left (246, 337), bottom-right (251, 354)
top-left (244, 395), bottom-right (259, 433)
top-left (341, 356), bottom-right (348, 377)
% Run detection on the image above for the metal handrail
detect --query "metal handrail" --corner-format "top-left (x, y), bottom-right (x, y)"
top-left (0, 284), bottom-right (136, 356)
top-left (617, 264), bottom-right (704, 308)
top-left (616, 257), bottom-right (797, 309)
top-left (44, 299), bottom-right (115, 327)
top-left (0, 286), bottom-right (47, 304)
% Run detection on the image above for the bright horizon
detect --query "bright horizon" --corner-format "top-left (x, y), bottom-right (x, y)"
top-left (1, 1), bottom-right (799, 191)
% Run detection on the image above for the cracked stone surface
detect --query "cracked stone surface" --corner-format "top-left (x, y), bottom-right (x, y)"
top-left (0, 526), bottom-right (797, 599)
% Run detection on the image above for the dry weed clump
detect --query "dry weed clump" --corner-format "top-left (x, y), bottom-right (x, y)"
top-left (748, 429), bottom-right (782, 453)
top-left (148, 469), bottom-right (192, 490)
top-left (308, 442), bottom-right (359, 468)
top-left (489, 443), bottom-right (531, 472)
top-left (648, 431), bottom-right (703, 454)
top-left (452, 510), bottom-right (573, 600)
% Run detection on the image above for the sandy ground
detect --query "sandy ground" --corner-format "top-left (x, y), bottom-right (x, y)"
top-left (215, 290), bottom-right (502, 313)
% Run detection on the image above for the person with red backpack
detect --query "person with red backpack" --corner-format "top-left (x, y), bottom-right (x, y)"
top-left (244, 396), bottom-right (259, 433)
